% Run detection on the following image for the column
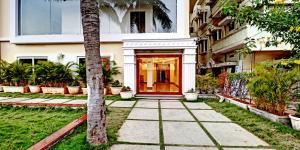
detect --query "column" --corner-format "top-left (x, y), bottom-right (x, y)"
top-left (183, 48), bottom-right (197, 94)
top-left (123, 49), bottom-right (136, 94)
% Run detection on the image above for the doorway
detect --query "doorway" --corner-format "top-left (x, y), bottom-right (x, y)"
top-left (136, 55), bottom-right (182, 94)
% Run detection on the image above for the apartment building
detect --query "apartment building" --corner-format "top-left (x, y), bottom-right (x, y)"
top-left (0, 0), bottom-right (198, 95)
top-left (190, 0), bottom-right (291, 75)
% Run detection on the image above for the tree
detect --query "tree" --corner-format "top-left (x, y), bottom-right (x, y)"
top-left (223, 0), bottom-right (300, 58)
top-left (80, 0), bottom-right (107, 144)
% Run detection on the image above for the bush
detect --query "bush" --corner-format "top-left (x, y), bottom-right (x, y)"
top-left (34, 61), bottom-right (74, 87)
top-left (247, 63), bottom-right (299, 115)
top-left (196, 73), bottom-right (217, 94)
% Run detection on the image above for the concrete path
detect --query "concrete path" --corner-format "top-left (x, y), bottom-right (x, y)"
top-left (0, 97), bottom-right (131, 107)
top-left (112, 99), bottom-right (275, 150)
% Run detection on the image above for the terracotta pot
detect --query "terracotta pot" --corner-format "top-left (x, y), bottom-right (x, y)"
top-left (82, 88), bottom-right (88, 95)
top-left (120, 91), bottom-right (133, 99)
top-left (290, 114), bottom-right (300, 131)
top-left (111, 87), bottom-right (122, 95)
top-left (81, 88), bottom-right (107, 95)
top-left (28, 85), bottom-right (41, 93)
top-left (2, 86), bottom-right (25, 93)
top-left (185, 93), bottom-right (198, 101)
top-left (41, 87), bottom-right (65, 94)
top-left (67, 86), bottom-right (80, 95)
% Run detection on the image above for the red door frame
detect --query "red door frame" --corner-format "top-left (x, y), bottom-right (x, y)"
top-left (136, 54), bottom-right (182, 95)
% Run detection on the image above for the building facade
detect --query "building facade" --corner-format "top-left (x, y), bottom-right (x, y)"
top-left (190, 0), bottom-right (291, 76)
top-left (0, 0), bottom-right (198, 95)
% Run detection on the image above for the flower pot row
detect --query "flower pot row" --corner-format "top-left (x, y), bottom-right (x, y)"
top-left (217, 94), bottom-right (300, 131)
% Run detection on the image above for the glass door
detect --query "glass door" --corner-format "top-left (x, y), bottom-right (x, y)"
top-left (137, 55), bottom-right (182, 94)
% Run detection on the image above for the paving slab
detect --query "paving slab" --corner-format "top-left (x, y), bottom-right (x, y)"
top-left (223, 148), bottom-right (275, 150)
top-left (0, 97), bottom-right (9, 101)
top-left (135, 101), bottom-right (158, 108)
top-left (191, 110), bottom-right (231, 122)
top-left (202, 122), bottom-right (269, 147)
top-left (110, 144), bottom-right (160, 150)
top-left (165, 146), bottom-right (218, 150)
top-left (21, 98), bottom-right (50, 103)
top-left (163, 121), bottom-right (215, 146)
top-left (105, 100), bottom-right (113, 105)
top-left (64, 100), bottom-right (87, 105)
top-left (161, 109), bottom-right (195, 121)
top-left (110, 101), bottom-right (135, 108)
top-left (160, 101), bottom-right (185, 109)
top-left (0, 97), bottom-right (30, 102)
top-left (41, 99), bottom-right (72, 104)
top-left (118, 120), bottom-right (159, 144)
top-left (184, 102), bottom-right (212, 110)
top-left (160, 100), bottom-right (180, 102)
top-left (127, 108), bottom-right (159, 120)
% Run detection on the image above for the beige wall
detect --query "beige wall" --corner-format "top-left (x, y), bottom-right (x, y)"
top-left (0, 42), bottom-right (124, 83)
top-left (242, 51), bottom-right (291, 71)
top-left (0, 0), bottom-right (10, 39)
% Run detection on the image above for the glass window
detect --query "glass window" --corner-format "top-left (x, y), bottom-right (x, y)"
top-left (130, 12), bottom-right (146, 33)
top-left (19, 0), bottom-right (81, 35)
top-left (18, 57), bottom-right (48, 66)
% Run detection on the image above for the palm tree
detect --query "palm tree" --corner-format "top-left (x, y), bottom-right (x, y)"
top-left (99, 0), bottom-right (173, 31)
top-left (80, 0), bottom-right (107, 144)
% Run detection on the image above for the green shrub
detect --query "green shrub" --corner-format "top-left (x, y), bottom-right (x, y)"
top-left (247, 63), bottom-right (299, 115)
top-left (196, 73), bottom-right (217, 94)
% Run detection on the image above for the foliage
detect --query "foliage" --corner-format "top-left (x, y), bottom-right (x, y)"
top-left (34, 61), bottom-right (74, 87)
top-left (99, 0), bottom-right (173, 31)
top-left (217, 72), bottom-right (228, 91)
top-left (196, 73), bottom-right (217, 94)
top-left (223, 0), bottom-right (300, 58)
top-left (68, 80), bottom-right (80, 87)
top-left (111, 80), bottom-right (122, 87)
top-left (207, 100), bottom-right (300, 149)
top-left (0, 60), bottom-right (10, 84)
top-left (247, 62), bottom-right (299, 115)
top-left (102, 61), bottom-right (121, 87)
top-left (6, 61), bottom-right (32, 86)
top-left (121, 86), bottom-right (131, 92)
top-left (75, 63), bottom-right (87, 86)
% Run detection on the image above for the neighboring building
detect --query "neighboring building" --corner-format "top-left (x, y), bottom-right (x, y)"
top-left (0, 0), bottom-right (198, 95)
top-left (190, 0), bottom-right (291, 76)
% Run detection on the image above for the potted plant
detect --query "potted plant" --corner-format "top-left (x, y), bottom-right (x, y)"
top-left (185, 88), bottom-right (198, 101)
top-left (75, 63), bottom-right (88, 95)
top-left (102, 61), bottom-right (121, 95)
top-left (67, 80), bottom-right (80, 95)
top-left (247, 63), bottom-right (298, 124)
top-left (28, 73), bottom-right (41, 93)
top-left (196, 74), bottom-right (217, 94)
top-left (120, 86), bottom-right (133, 99)
top-left (111, 80), bottom-right (122, 95)
top-left (2, 61), bottom-right (31, 93)
top-left (36, 60), bottom-right (74, 94)
top-left (289, 104), bottom-right (300, 131)
top-left (0, 60), bottom-right (9, 92)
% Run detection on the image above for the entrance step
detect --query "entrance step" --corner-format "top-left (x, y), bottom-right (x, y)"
top-left (135, 94), bottom-right (183, 100)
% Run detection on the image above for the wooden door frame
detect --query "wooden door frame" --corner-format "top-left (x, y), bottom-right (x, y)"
top-left (136, 54), bottom-right (182, 95)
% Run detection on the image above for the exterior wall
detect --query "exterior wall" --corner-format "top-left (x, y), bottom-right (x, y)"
top-left (0, 0), bottom-right (10, 40)
top-left (0, 42), bottom-right (124, 83)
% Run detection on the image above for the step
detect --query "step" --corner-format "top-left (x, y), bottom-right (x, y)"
top-left (135, 94), bottom-right (183, 100)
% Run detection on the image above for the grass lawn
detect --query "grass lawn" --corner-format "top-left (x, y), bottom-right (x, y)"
top-left (0, 92), bottom-right (122, 101)
top-left (50, 107), bottom-right (131, 150)
top-left (206, 100), bottom-right (300, 150)
top-left (0, 106), bottom-right (85, 150)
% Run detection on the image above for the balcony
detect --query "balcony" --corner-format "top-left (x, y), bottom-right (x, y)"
top-left (212, 27), bottom-right (247, 54)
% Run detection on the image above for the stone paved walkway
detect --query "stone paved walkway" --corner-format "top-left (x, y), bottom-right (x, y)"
top-left (111, 99), bottom-right (275, 150)
top-left (0, 97), bottom-right (135, 107)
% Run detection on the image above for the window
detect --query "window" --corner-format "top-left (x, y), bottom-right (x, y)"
top-left (212, 30), bottom-right (222, 41)
top-left (19, 0), bottom-right (81, 35)
top-left (200, 40), bottom-right (208, 53)
top-left (78, 57), bottom-right (110, 65)
top-left (130, 12), bottom-right (146, 33)
top-left (228, 21), bottom-right (235, 32)
top-left (18, 57), bottom-right (48, 66)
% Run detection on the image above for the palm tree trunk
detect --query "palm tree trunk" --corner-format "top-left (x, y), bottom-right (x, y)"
top-left (80, 0), bottom-right (107, 145)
